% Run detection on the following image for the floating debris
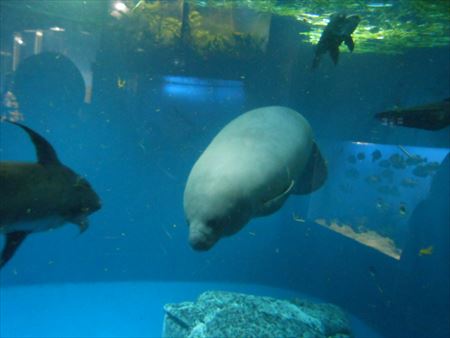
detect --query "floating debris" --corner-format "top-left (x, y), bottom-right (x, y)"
top-left (117, 77), bottom-right (126, 88)
top-left (418, 246), bottom-right (433, 256)
top-left (375, 198), bottom-right (390, 212)
top-left (292, 213), bottom-right (306, 223)
top-left (372, 149), bottom-right (382, 162)
top-left (399, 203), bottom-right (407, 216)
top-left (368, 265), bottom-right (384, 294)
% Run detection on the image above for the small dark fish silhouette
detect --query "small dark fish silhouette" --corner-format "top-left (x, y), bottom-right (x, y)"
top-left (375, 98), bottom-right (450, 131)
top-left (0, 121), bottom-right (101, 268)
top-left (372, 149), bottom-right (382, 162)
top-left (312, 13), bottom-right (361, 69)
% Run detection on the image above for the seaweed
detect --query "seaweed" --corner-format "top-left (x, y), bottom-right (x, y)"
top-left (108, 0), bottom-right (449, 64)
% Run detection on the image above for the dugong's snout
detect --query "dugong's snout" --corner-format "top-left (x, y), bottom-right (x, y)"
top-left (188, 222), bottom-right (219, 251)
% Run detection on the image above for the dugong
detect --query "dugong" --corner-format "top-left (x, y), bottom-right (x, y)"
top-left (183, 106), bottom-right (327, 250)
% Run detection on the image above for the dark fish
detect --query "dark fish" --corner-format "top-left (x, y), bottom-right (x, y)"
top-left (372, 149), bottom-right (382, 162)
top-left (312, 13), bottom-right (361, 69)
top-left (375, 98), bottom-right (450, 131)
top-left (389, 153), bottom-right (406, 169)
top-left (401, 177), bottom-right (418, 188)
top-left (412, 161), bottom-right (441, 178)
top-left (356, 152), bottom-right (365, 161)
top-left (381, 169), bottom-right (394, 180)
top-left (406, 155), bottom-right (426, 166)
top-left (413, 164), bottom-right (429, 177)
top-left (0, 121), bottom-right (101, 268)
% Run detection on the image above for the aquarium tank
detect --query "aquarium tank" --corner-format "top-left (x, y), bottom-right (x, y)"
top-left (0, 0), bottom-right (449, 337)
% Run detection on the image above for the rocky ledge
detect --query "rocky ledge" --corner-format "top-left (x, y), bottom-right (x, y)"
top-left (162, 290), bottom-right (352, 338)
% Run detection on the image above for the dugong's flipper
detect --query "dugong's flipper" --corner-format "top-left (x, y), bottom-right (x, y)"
top-left (293, 142), bottom-right (327, 194)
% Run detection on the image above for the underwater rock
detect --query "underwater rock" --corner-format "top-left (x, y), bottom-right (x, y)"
top-left (162, 291), bottom-right (352, 338)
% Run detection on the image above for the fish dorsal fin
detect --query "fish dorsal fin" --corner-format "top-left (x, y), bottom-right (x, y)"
top-left (0, 231), bottom-right (29, 269)
top-left (8, 121), bottom-right (61, 165)
top-left (293, 141), bottom-right (328, 195)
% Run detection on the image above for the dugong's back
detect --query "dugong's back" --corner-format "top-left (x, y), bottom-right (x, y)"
top-left (186, 106), bottom-right (312, 197)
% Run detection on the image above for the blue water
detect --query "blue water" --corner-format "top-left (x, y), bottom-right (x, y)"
top-left (1, 1), bottom-right (449, 338)
top-left (0, 281), bottom-right (382, 338)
